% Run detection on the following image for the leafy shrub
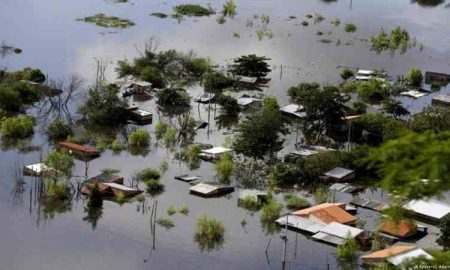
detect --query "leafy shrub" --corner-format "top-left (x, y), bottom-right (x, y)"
top-left (173, 4), bottom-right (215, 16)
top-left (136, 168), bottom-right (161, 181)
top-left (194, 215), bottom-right (225, 250)
top-left (179, 204), bottom-right (190, 215)
top-left (357, 79), bottom-right (390, 103)
top-left (45, 181), bottom-right (72, 202)
top-left (222, 0), bottom-right (237, 17)
top-left (144, 179), bottom-right (165, 195)
top-left (157, 218), bottom-right (175, 229)
top-left (129, 129), bottom-right (150, 146)
top-left (336, 234), bottom-right (359, 259)
top-left (111, 138), bottom-right (123, 151)
top-left (167, 205), bottom-right (177, 216)
top-left (214, 152), bottom-right (234, 183)
top-left (260, 198), bottom-right (283, 224)
top-left (371, 27), bottom-right (410, 53)
top-left (44, 150), bottom-right (75, 177)
top-left (344, 23), bottom-right (357, 33)
top-left (46, 120), bottom-right (73, 141)
top-left (283, 193), bottom-right (311, 210)
top-left (240, 195), bottom-right (262, 211)
top-left (407, 68), bottom-right (423, 86)
top-left (155, 121), bottom-right (169, 140)
top-left (163, 127), bottom-right (178, 149)
top-left (1, 115), bottom-right (35, 139)
top-left (263, 97), bottom-right (280, 111)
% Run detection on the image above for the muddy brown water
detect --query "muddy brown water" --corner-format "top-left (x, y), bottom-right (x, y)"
top-left (1, 0), bottom-right (450, 269)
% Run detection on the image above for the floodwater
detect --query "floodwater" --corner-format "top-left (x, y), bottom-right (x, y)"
top-left (1, 0), bottom-right (450, 269)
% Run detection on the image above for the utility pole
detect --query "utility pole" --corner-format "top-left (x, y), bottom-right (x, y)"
top-left (281, 216), bottom-right (288, 270)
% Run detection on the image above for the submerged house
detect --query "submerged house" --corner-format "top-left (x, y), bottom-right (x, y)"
top-left (324, 167), bottom-right (355, 182)
top-left (425, 71), bottom-right (450, 84)
top-left (23, 163), bottom-right (57, 177)
top-left (189, 182), bottom-right (234, 197)
top-left (130, 109), bottom-right (153, 124)
top-left (291, 203), bottom-right (357, 225)
top-left (57, 141), bottom-right (100, 159)
top-left (199, 147), bottom-right (232, 161)
top-left (361, 245), bottom-right (432, 266)
top-left (403, 199), bottom-right (450, 223)
top-left (432, 94), bottom-right (450, 108)
top-left (81, 173), bottom-right (141, 198)
top-left (280, 104), bottom-right (306, 118)
top-left (378, 219), bottom-right (417, 239)
top-left (312, 222), bottom-right (365, 246)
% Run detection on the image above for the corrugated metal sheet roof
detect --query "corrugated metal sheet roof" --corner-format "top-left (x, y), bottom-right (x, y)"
top-left (387, 248), bottom-right (432, 266)
top-left (404, 199), bottom-right (450, 220)
top-left (324, 167), bottom-right (354, 179)
top-left (276, 215), bottom-right (325, 234)
top-left (319, 222), bottom-right (363, 239)
top-left (312, 232), bottom-right (345, 245)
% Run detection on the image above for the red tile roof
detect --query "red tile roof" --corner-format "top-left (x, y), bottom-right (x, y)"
top-left (379, 220), bottom-right (417, 238)
top-left (292, 203), bottom-right (357, 224)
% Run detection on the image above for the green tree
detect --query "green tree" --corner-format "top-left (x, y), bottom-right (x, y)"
top-left (229, 54), bottom-right (271, 78)
top-left (79, 84), bottom-right (128, 125)
top-left (381, 99), bottom-right (410, 118)
top-left (156, 88), bottom-right (191, 107)
top-left (357, 79), bottom-right (390, 103)
top-left (46, 120), bottom-right (73, 141)
top-left (336, 233), bottom-right (359, 259)
top-left (217, 95), bottom-right (240, 116)
top-left (363, 131), bottom-right (450, 199)
top-left (233, 108), bottom-right (288, 159)
top-left (44, 150), bottom-right (75, 177)
top-left (0, 115), bottom-right (35, 139)
top-left (437, 214), bottom-right (450, 250)
top-left (407, 68), bottom-right (423, 86)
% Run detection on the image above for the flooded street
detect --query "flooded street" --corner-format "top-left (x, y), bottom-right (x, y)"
top-left (1, 0), bottom-right (450, 269)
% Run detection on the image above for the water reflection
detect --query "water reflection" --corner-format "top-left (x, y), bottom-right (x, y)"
top-left (82, 188), bottom-right (103, 230)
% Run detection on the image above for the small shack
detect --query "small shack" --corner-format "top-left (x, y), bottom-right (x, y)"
top-left (81, 173), bottom-right (124, 195)
top-left (378, 219), bottom-right (417, 239)
top-left (324, 167), bottom-right (355, 182)
top-left (361, 245), bottom-right (432, 266)
top-left (280, 104), bottom-right (306, 118)
top-left (425, 71), bottom-right (450, 84)
top-left (97, 182), bottom-right (142, 197)
top-left (350, 197), bottom-right (388, 212)
top-left (189, 182), bottom-right (234, 197)
top-left (200, 147), bottom-right (232, 161)
top-left (312, 222), bottom-right (365, 246)
top-left (174, 175), bottom-right (201, 182)
top-left (23, 163), bottom-right (57, 177)
top-left (57, 141), bottom-right (100, 159)
top-left (432, 94), bottom-right (450, 108)
top-left (403, 199), bottom-right (450, 224)
top-left (130, 109), bottom-right (153, 124)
